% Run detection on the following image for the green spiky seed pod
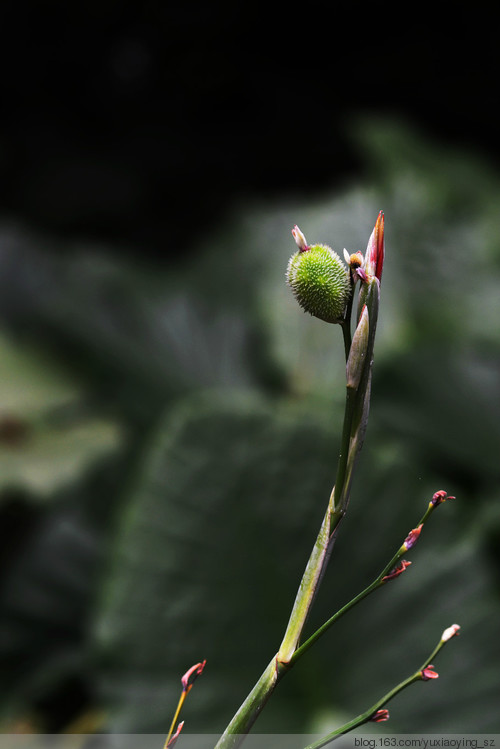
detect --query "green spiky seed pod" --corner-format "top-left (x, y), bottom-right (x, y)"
top-left (287, 243), bottom-right (351, 324)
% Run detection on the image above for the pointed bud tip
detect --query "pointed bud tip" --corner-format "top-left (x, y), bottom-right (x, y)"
top-left (167, 721), bottom-right (185, 748)
top-left (292, 225), bottom-right (309, 251)
top-left (364, 211), bottom-right (385, 282)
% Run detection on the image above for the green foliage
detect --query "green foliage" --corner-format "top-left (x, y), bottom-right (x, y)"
top-left (0, 331), bottom-right (122, 497)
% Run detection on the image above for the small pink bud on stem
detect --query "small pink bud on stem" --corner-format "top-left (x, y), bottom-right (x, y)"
top-left (441, 624), bottom-right (460, 642)
top-left (431, 490), bottom-right (456, 507)
top-left (402, 524), bottom-right (423, 551)
top-left (364, 210), bottom-right (385, 282)
top-left (166, 721), bottom-right (184, 748)
top-left (181, 659), bottom-right (207, 694)
top-left (164, 660), bottom-right (207, 749)
top-left (421, 665), bottom-right (439, 681)
top-left (371, 708), bottom-right (390, 723)
top-left (292, 225), bottom-right (309, 252)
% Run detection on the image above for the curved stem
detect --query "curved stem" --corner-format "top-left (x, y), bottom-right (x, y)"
top-left (303, 634), bottom-right (452, 749)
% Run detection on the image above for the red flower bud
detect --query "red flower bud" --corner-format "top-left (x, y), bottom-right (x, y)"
top-left (292, 225), bottom-right (309, 252)
top-left (421, 665), bottom-right (439, 681)
top-left (403, 524), bottom-right (423, 551)
top-left (181, 660), bottom-right (206, 693)
top-left (364, 211), bottom-right (385, 282)
top-left (431, 490), bottom-right (456, 507)
top-left (371, 709), bottom-right (390, 722)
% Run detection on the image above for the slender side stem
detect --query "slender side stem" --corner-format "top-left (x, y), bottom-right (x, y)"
top-left (164, 691), bottom-right (186, 749)
top-left (303, 636), bottom-right (452, 749)
top-left (341, 304), bottom-right (353, 361)
top-left (216, 493), bottom-right (444, 748)
top-left (290, 499), bottom-right (439, 665)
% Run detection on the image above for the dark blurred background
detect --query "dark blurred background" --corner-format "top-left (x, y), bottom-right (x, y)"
top-left (0, 0), bottom-right (500, 741)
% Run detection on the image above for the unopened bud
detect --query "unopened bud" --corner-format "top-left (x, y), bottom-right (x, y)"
top-left (346, 305), bottom-right (369, 389)
top-left (421, 665), bottom-right (439, 681)
top-left (431, 490), bottom-right (456, 507)
top-left (181, 660), bottom-right (206, 693)
top-left (167, 721), bottom-right (184, 748)
top-left (364, 210), bottom-right (385, 282)
top-left (441, 624), bottom-right (460, 642)
top-left (371, 709), bottom-right (390, 723)
top-left (292, 225), bottom-right (309, 252)
top-left (402, 524), bottom-right (423, 552)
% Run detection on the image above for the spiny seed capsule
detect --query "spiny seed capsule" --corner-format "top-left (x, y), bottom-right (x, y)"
top-left (286, 231), bottom-right (351, 324)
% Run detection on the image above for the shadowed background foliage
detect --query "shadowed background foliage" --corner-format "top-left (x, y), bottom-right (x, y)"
top-left (0, 1), bottom-right (500, 740)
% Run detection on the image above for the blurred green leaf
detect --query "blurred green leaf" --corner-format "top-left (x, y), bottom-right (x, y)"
top-left (0, 419), bottom-right (123, 497)
top-left (93, 391), bottom-right (341, 733)
top-left (0, 330), bottom-right (122, 497)
top-left (0, 230), bottom-right (271, 419)
top-left (0, 330), bottom-right (80, 416)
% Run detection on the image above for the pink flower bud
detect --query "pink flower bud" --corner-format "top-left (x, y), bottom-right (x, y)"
top-left (291, 225), bottom-right (309, 252)
top-left (441, 624), bottom-right (460, 642)
top-left (431, 490), bottom-right (456, 507)
top-left (364, 211), bottom-right (385, 282)
top-left (403, 524), bottom-right (423, 551)
top-left (371, 709), bottom-right (390, 722)
top-left (167, 721), bottom-right (184, 747)
top-left (181, 660), bottom-right (207, 693)
top-left (421, 665), bottom-right (439, 681)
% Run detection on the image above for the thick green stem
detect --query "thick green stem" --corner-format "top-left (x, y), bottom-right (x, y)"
top-left (216, 279), bottom-right (381, 747)
top-left (277, 495), bottom-right (341, 663)
top-left (214, 657), bottom-right (288, 749)
top-left (216, 333), bottom-right (360, 748)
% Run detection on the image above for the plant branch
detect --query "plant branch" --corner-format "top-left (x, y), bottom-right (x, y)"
top-left (303, 627), bottom-right (459, 749)
top-left (289, 494), bottom-right (444, 665)
top-left (215, 220), bottom-right (385, 748)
